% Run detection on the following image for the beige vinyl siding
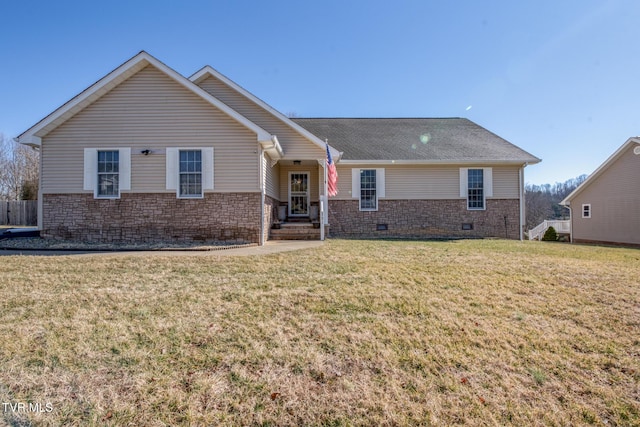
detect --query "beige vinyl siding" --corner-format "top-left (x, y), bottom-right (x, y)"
top-left (42, 65), bottom-right (259, 194)
top-left (490, 167), bottom-right (520, 199)
top-left (264, 157), bottom-right (280, 200)
top-left (385, 166), bottom-right (458, 199)
top-left (333, 164), bottom-right (521, 200)
top-left (280, 165), bottom-right (320, 202)
top-left (197, 76), bottom-right (325, 160)
top-left (333, 165), bottom-right (356, 200)
top-left (571, 143), bottom-right (640, 245)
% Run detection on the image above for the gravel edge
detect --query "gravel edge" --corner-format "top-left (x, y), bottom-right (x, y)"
top-left (0, 237), bottom-right (257, 252)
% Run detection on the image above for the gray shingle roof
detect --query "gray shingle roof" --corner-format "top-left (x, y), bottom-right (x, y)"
top-left (291, 118), bottom-right (540, 163)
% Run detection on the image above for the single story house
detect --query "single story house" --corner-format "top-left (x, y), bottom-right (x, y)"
top-left (560, 137), bottom-right (640, 246)
top-left (16, 51), bottom-right (540, 244)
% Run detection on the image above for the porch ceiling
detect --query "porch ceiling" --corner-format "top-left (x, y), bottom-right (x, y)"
top-left (278, 159), bottom-right (321, 166)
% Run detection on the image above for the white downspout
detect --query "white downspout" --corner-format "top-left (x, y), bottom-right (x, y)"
top-left (519, 163), bottom-right (527, 241)
top-left (38, 145), bottom-right (43, 231)
top-left (258, 148), bottom-right (265, 246)
top-left (567, 205), bottom-right (573, 243)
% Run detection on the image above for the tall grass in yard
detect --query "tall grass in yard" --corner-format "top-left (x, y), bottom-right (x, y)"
top-left (0, 240), bottom-right (638, 426)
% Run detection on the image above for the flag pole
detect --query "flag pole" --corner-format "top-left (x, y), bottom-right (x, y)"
top-left (321, 139), bottom-right (328, 241)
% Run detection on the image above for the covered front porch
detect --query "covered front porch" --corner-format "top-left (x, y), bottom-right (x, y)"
top-left (266, 159), bottom-right (330, 240)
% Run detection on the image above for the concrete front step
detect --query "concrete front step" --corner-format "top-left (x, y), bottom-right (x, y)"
top-left (270, 234), bottom-right (321, 240)
top-left (270, 224), bottom-right (321, 240)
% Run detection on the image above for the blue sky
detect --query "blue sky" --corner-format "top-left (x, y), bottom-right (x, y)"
top-left (2, 0), bottom-right (639, 185)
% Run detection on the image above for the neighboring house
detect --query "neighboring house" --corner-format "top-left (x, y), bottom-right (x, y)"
top-left (560, 137), bottom-right (640, 246)
top-left (16, 51), bottom-right (540, 244)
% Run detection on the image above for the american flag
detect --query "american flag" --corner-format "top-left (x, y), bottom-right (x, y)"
top-left (326, 143), bottom-right (338, 197)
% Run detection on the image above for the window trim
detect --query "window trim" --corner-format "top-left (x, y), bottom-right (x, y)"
top-left (467, 168), bottom-right (485, 210)
top-left (359, 169), bottom-right (378, 211)
top-left (166, 147), bottom-right (214, 198)
top-left (96, 150), bottom-right (120, 199)
top-left (84, 148), bottom-right (130, 200)
top-left (351, 168), bottom-right (385, 212)
top-left (460, 167), bottom-right (492, 211)
top-left (178, 149), bottom-right (204, 199)
top-left (582, 203), bottom-right (591, 219)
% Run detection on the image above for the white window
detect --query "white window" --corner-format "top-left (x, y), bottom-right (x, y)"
top-left (460, 167), bottom-right (493, 210)
top-left (467, 169), bottom-right (484, 209)
top-left (360, 169), bottom-right (377, 210)
top-left (166, 147), bottom-right (214, 198)
top-left (179, 150), bottom-right (202, 197)
top-left (582, 204), bottom-right (591, 218)
top-left (83, 148), bottom-right (131, 198)
top-left (352, 168), bottom-right (385, 211)
top-left (97, 150), bottom-right (119, 197)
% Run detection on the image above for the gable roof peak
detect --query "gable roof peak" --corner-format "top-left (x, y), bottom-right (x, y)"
top-left (16, 51), bottom-right (273, 146)
top-left (189, 65), bottom-right (341, 160)
top-left (560, 137), bottom-right (640, 205)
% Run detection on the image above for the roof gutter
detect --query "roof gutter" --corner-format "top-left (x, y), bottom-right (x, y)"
top-left (338, 159), bottom-right (540, 166)
top-left (259, 135), bottom-right (284, 160)
top-left (14, 135), bottom-right (41, 147)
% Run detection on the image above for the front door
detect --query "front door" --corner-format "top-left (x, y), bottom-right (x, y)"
top-left (289, 172), bottom-right (309, 217)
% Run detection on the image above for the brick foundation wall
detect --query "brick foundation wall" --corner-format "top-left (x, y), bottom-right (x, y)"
top-left (42, 193), bottom-right (262, 243)
top-left (328, 199), bottom-right (521, 239)
top-left (263, 195), bottom-right (278, 242)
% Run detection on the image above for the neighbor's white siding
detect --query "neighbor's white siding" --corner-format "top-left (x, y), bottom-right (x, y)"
top-left (41, 65), bottom-right (259, 194)
top-left (197, 76), bottom-right (325, 160)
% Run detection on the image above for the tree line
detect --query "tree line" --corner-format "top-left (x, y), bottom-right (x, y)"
top-left (0, 134), bottom-right (39, 201)
top-left (525, 175), bottom-right (587, 231)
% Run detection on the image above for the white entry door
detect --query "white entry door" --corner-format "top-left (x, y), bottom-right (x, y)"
top-left (289, 172), bottom-right (309, 216)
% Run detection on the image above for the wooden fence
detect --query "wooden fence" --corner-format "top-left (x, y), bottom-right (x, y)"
top-left (0, 201), bottom-right (37, 226)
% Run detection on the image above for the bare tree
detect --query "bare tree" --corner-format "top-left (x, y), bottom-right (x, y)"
top-left (525, 175), bottom-right (587, 230)
top-left (0, 134), bottom-right (39, 201)
top-left (525, 187), bottom-right (554, 230)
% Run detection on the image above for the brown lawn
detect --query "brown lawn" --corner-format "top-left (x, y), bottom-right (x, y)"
top-left (0, 239), bottom-right (638, 426)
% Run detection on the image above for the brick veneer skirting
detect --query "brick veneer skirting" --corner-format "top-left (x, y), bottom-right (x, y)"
top-left (263, 195), bottom-right (278, 242)
top-left (327, 199), bottom-right (521, 239)
top-left (42, 193), bottom-right (263, 243)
